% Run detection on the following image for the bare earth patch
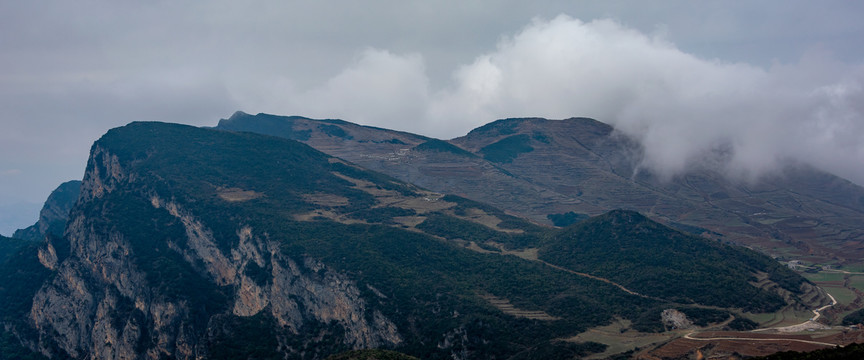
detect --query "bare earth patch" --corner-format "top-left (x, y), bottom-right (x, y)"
top-left (293, 209), bottom-right (366, 225)
top-left (217, 187), bottom-right (263, 202)
top-left (454, 208), bottom-right (524, 233)
top-left (302, 193), bottom-right (350, 207)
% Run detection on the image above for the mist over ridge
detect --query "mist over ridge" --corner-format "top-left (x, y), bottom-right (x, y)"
top-left (266, 15), bottom-right (863, 186)
top-left (3, 2), bottom-right (864, 225)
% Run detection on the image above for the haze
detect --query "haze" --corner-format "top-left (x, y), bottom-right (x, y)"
top-left (2, 1), bottom-right (863, 235)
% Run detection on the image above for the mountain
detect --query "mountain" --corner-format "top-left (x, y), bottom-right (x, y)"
top-left (217, 112), bottom-right (584, 219)
top-left (217, 113), bottom-right (864, 267)
top-left (451, 117), bottom-right (864, 263)
top-left (0, 121), bottom-right (815, 359)
top-left (13, 180), bottom-right (81, 241)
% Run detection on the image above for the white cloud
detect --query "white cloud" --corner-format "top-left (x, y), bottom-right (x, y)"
top-left (295, 49), bottom-right (430, 126)
top-left (221, 14), bottom-right (864, 185)
top-left (421, 15), bottom-right (864, 184)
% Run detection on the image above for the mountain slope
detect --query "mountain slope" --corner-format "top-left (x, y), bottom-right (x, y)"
top-left (1, 122), bottom-right (641, 359)
top-left (539, 210), bottom-right (808, 312)
top-left (451, 117), bottom-right (864, 264)
top-left (13, 180), bottom-right (81, 241)
top-left (0, 121), bottom-right (817, 359)
top-left (216, 112), bottom-right (864, 266)
top-left (217, 112), bottom-right (589, 218)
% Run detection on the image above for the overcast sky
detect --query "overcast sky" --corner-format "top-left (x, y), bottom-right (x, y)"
top-left (2, 1), bottom-right (863, 235)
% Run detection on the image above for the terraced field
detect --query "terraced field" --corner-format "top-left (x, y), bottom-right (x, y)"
top-left (479, 294), bottom-right (559, 321)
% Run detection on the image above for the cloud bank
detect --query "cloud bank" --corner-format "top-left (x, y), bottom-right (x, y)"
top-left (274, 15), bottom-right (863, 185)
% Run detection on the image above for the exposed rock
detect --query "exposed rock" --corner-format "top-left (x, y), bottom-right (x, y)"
top-left (37, 242), bottom-right (58, 270)
top-left (661, 309), bottom-right (694, 330)
top-left (24, 143), bottom-right (402, 358)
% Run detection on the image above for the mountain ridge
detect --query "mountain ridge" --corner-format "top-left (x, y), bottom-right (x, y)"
top-left (0, 121), bottom-right (817, 359)
top-left (215, 112), bottom-right (864, 266)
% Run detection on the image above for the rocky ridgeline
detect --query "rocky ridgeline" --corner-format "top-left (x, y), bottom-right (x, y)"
top-left (27, 141), bottom-right (400, 359)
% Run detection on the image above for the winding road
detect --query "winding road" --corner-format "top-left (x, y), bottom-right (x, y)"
top-left (685, 292), bottom-right (842, 347)
top-left (538, 260), bottom-right (661, 300)
top-left (682, 333), bottom-right (840, 347)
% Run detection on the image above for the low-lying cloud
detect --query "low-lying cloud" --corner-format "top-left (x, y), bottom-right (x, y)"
top-left (274, 15), bottom-right (864, 185)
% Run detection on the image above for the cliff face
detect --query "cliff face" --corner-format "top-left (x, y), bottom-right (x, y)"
top-left (27, 141), bottom-right (400, 359)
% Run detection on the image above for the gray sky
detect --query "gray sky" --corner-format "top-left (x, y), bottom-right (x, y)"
top-left (2, 1), bottom-right (863, 235)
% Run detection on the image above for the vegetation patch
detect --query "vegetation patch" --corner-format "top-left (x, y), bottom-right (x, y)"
top-left (547, 211), bottom-right (590, 227)
top-left (480, 134), bottom-right (534, 163)
top-left (0, 243), bottom-right (52, 321)
top-left (347, 207), bottom-right (417, 224)
top-left (675, 307), bottom-right (731, 327)
top-left (319, 124), bottom-right (353, 139)
top-left (538, 210), bottom-right (803, 312)
top-left (726, 317), bottom-right (759, 330)
top-left (466, 118), bottom-right (523, 137)
top-left (413, 139), bottom-right (476, 158)
top-left (207, 313), bottom-right (282, 360)
top-left (326, 349), bottom-right (418, 360)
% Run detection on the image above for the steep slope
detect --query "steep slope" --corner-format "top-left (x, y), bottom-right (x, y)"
top-left (4, 122), bottom-right (666, 359)
top-left (451, 117), bottom-right (864, 264)
top-left (13, 180), bottom-right (81, 241)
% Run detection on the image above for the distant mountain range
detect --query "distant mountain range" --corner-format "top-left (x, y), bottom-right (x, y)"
top-left (0, 118), bottom-right (832, 359)
top-left (218, 112), bottom-right (864, 266)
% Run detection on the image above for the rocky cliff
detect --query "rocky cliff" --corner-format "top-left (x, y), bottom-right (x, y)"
top-left (25, 137), bottom-right (401, 359)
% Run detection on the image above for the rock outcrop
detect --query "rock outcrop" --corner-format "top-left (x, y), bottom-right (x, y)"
top-left (26, 137), bottom-right (400, 359)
